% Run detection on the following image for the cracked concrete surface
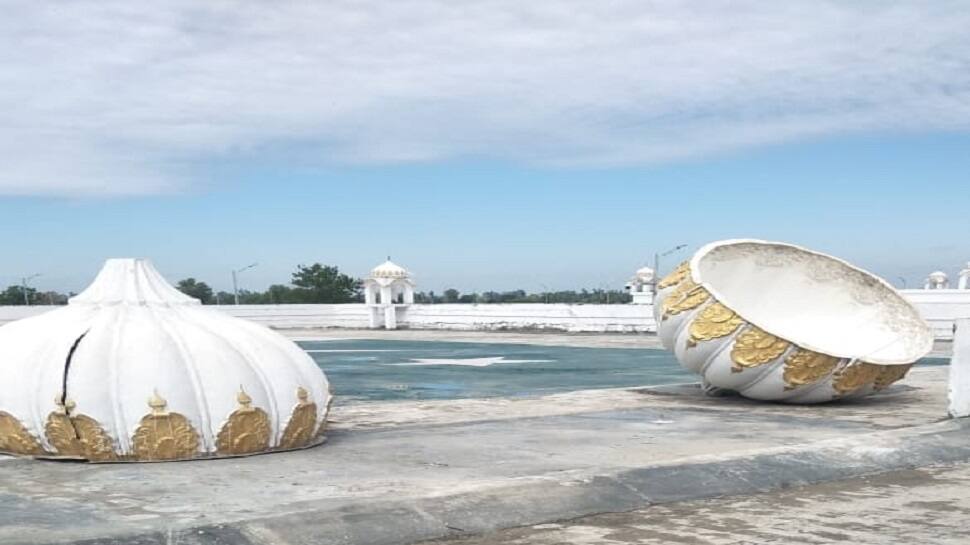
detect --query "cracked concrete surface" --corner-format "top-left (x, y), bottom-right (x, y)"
top-left (423, 463), bottom-right (970, 545)
top-left (0, 365), bottom-right (964, 544)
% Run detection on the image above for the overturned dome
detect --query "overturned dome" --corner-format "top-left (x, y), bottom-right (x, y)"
top-left (0, 259), bottom-right (331, 462)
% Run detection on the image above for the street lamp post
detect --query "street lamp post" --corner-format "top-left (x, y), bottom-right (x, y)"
top-left (22, 273), bottom-right (41, 306)
top-left (232, 263), bottom-right (258, 305)
top-left (538, 283), bottom-right (551, 304)
top-left (653, 244), bottom-right (688, 295)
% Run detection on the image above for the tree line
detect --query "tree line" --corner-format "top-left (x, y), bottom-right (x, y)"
top-left (0, 263), bottom-right (633, 305)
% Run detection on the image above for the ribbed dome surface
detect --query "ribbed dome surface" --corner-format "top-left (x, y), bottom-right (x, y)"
top-left (634, 266), bottom-right (655, 280)
top-left (0, 259), bottom-right (331, 461)
top-left (654, 239), bottom-right (932, 403)
top-left (370, 260), bottom-right (409, 279)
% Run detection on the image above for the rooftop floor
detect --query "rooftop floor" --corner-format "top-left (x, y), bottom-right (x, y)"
top-left (0, 365), bottom-right (965, 545)
top-left (281, 327), bottom-right (955, 358)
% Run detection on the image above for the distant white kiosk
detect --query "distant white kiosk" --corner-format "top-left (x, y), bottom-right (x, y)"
top-left (364, 258), bottom-right (415, 330)
top-left (925, 270), bottom-right (950, 290)
top-left (959, 263), bottom-right (970, 290)
top-left (625, 266), bottom-right (655, 305)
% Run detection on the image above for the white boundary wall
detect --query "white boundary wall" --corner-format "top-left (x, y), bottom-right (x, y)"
top-left (401, 304), bottom-right (655, 333)
top-left (0, 292), bottom-right (967, 337)
top-left (900, 289), bottom-right (970, 340)
top-left (0, 303), bottom-right (655, 332)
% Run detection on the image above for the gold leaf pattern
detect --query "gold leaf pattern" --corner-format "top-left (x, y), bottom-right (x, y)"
top-left (279, 387), bottom-right (317, 449)
top-left (0, 411), bottom-right (44, 455)
top-left (44, 399), bottom-right (117, 461)
top-left (783, 349), bottom-right (840, 390)
top-left (873, 364), bottom-right (913, 391)
top-left (315, 384), bottom-right (335, 439)
top-left (657, 261), bottom-right (690, 290)
top-left (216, 388), bottom-right (271, 455)
top-left (131, 392), bottom-right (200, 461)
top-left (730, 326), bottom-right (790, 372)
top-left (661, 278), bottom-right (710, 320)
top-left (833, 362), bottom-right (882, 395)
top-left (686, 302), bottom-right (744, 348)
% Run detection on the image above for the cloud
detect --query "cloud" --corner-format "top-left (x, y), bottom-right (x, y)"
top-left (1, 1), bottom-right (968, 196)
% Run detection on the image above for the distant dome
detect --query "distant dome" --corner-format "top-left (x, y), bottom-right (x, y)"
top-left (0, 258), bottom-right (331, 462)
top-left (929, 271), bottom-right (948, 281)
top-left (635, 266), bottom-right (655, 280)
top-left (370, 259), bottom-right (410, 279)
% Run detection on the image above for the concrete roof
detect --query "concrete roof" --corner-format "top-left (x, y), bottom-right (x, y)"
top-left (0, 365), bottom-right (964, 545)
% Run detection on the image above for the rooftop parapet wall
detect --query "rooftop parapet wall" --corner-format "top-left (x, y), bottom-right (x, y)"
top-left (401, 303), bottom-right (656, 333)
top-left (900, 289), bottom-right (970, 340)
top-left (0, 293), bottom-right (967, 337)
top-left (0, 303), bottom-right (656, 333)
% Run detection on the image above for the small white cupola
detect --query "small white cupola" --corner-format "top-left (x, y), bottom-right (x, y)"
top-left (625, 266), bottom-right (655, 305)
top-left (925, 270), bottom-right (950, 290)
top-left (364, 258), bottom-right (415, 329)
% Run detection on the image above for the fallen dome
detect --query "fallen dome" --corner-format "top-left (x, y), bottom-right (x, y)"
top-left (0, 258), bottom-right (332, 461)
top-left (654, 239), bottom-right (933, 403)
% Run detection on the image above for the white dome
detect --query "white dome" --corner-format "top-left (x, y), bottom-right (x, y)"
top-left (635, 266), bottom-right (655, 280)
top-left (370, 259), bottom-right (409, 279)
top-left (655, 239), bottom-right (932, 404)
top-left (0, 259), bottom-right (331, 462)
top-left (929, 271), bottom-right (948, 280)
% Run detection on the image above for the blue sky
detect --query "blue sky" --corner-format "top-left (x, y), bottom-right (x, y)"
top-left (1, 2), bottom-right (968, 294)
top-left (2, 131), bottom-right (967, 294)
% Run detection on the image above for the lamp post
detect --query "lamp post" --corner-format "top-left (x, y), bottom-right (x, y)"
top-left (22, 273), bottom-right (41, 306)
top-left (898, 277), bottom-right (907, 289)
top-left (653, 244), bottom-right (688, 295)
top-left (232, 263), bottom-right (258, 305)
top-left (538, 282), bottom-right (551, 304)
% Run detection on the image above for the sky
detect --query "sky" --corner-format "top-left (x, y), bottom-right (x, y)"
top-left (1, 1), bottom-right (968, 294)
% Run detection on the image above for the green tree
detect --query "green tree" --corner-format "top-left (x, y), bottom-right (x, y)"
top-left (443, 288), bottom-right (460, 303)
top-left (266, 284), bottom-right (296, 304)
top-left (0, 285), bottom-right (34, 305)
top-left (290, 263), bottom-right (362, 303)
top-left (176, 278), bottom-right (214, 304)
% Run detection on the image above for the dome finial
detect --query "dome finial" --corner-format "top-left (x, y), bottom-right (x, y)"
top-left (237, 386), bottom-right (253, 410)
top-left (148, 390), bottom-right (168, 415)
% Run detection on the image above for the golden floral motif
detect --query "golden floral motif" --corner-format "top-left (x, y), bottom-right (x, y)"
top-left (657, 261), bottom-right (690, 290)
top-left (279, 387), bottom-right (318, 449)
top-left (216, 388), bottom-right (271, 455)
top-left (0, 411), bottom-right (45, 455)
top-left (661, 278), bottom-right (710, 320)
top-left (873, 364), bottom-right (913, 391)
top-left (783, 349), bottom-right (840, 390)
top-left (730, 326), bottom-right (790, 372)
top-left (131, 391), bottom-right (200, 461)
top-left (832, 362), bottom-right (883, 395)
top-left (44, 398), bottom-right (117, 461)
top-left (316, 384), bottom-right (334, 439)
top-left (686, 302), bottom-right (744, 348)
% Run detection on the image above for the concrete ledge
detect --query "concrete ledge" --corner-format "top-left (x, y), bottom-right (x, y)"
top-left (51, 418), bottom-right (970, 545)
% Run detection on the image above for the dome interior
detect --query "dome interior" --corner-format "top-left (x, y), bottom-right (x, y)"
top-left (693, 241), bottom-right (932, 363)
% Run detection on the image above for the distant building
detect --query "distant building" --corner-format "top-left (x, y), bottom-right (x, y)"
top-left (625, 266), bottom-right (655, 305)
top-left (922, 262), bottom-right (970, 290)
top-left (925, 270), bottom-right (950, 290)
top-left (364, 259), bottom-right (414, 329)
